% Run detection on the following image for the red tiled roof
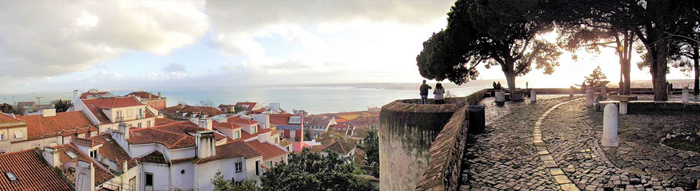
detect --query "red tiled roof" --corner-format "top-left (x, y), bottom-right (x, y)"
top-left (127, 121), bottom-right (227, 149)
top-left (212, 121), bottom-right (242, 130)
top-left (234, 102), bottom-right (258, 111)
top-left (194, 140), bottom-right (262, 164)
top-left (0, 149), bottom-right (73, 191)
top-left (16, 102), bottom-right (35, 107)
top-left (82, 97), bottom-right (143, 109)
top-left (269, 114), bottom-right (294, 126)
top-left (81, 98), bottom-right (153, 124)
top-left (80, 92), bottom-right (109, 99)
top-left (245, 141), bottom-right (287, 160)
top-left (56, 144), bottom-right (114, 187)
top-left (240, 128), bottom-right (273, 141)
top-left (322, 140), bottom-right (356, 155)
top-left (89, 134), bottom-right (137, 171)
top-left (125, 91), bottom-right (161, 99)
top-left (165, 105), bottom-right (224, 118)
top-left (279, 139), bottom-right (293, 147)
top-left (155, 118), bottom-right (178, 126)
top-left (0, 114), bottom-right (20, 123)
top-left (227, 116), bottom-right (259, 125)
top-left (16, 111), bottom-right (97, 140)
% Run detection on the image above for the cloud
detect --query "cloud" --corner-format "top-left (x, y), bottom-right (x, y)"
top-left (207, 0), bottom-right (455, 84)
top-left (162, 63), bottom-right (186, 72)
top-left (0, 0), bottom-right (208, 81)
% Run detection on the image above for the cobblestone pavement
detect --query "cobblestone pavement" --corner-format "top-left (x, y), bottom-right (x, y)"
top-left (461, 96), bottom-right (571, 190)
top-left (541, 99), bottom-right (699, 190)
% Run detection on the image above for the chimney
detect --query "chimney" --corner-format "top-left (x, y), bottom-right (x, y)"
top-left (148, 92), bottom-right (152, 99)
top-left (42, 147), bottom-right (60, 167)
top-left (75, 160), bottom-right (95, 191)
top-left (73, 90), bottom-right (80, 100)
top-left (198, 118), bottom-right (212, 130)
top-left (122, 161), bottom-right (128, 172)
top-left (119, 123), bottom-right (129, 139)
top-left (42, 109), bottom-right (56, 117)
top-left (258, 133), bottom-right (268, 143)
top-left (196, 131), bottom-right (216, 158)
top-left (158, 92), bottom-right (161, 98)
top-left (270, 103), bottom-right (280, 113)
top-left (252, 114), bottom-right (270, 129)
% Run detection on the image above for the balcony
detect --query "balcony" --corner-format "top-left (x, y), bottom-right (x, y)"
top-left (136, 114), bottom-right (144, 120)
top-left (116, 116), bottom-right (124, 123)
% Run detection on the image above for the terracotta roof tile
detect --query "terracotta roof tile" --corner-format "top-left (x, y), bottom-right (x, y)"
top-left (227, 116), bottom-right (259, 126)
top-left (0, 149), bottom-right (73, 191)
top-left (55, 144), bottom-right (114, 187)
top-left (125, 91), bottom-right (161, 99)
top-left (89, 134), bottom-right (137, 171)
top-left (279, 139), bottom-right (293, 147)
top-left (269, 114), bottom-right (294, 126)
top-left (239, 128), bottom-right (273, 141)
top-left (195, 140), bottom-right (262, 164)
top-left (154, 118), bottom-right (178, 126)
top-left (322, 140), bottom-right (356, 155)
top-left (245, 141), bottom-right (287, 160)
top-left (127, 121), bottom-right (227, 149)
top-left (16, 111), bottom-right (97, 140)
top-left (212, 121), bottom-right (242, 130)
top-left (0, 114), bottom-right (20, 123)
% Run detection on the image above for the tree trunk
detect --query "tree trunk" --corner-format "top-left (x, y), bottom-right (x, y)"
top-left (622, 58), bottom-right (631, 95)
top-left (694, 46), bottom-right (699, 95)
top-left (505, 71), bottom-right (516, 97)
top-left (651, 40), bottom-right (669, 101)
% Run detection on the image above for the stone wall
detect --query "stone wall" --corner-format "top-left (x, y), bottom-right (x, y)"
top-left (414, 89), bottom-right (486, 191)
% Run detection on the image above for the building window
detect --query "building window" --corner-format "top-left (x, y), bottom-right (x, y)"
top-left (235, 162), bottom-right (243, 173)
top-left (13, 131), bottom-right (22, 139)
top-left (234, 131), bottom-right (240, 139)
top-left (252, 126), bottom-right (257, 134)
top-left (5, 171), bottom-right (17, 182)
top-left (290, 130), bottom-right (295, 138)
top-left (138, 123), bottom-right (142, 128)
top-left (90, 150), bottom-right (98, 159)
top-left (145, 173), bottom-right (153, 187)
top-left (147, 121), bottom-right (151, 128)
top-left (129, 177), bottom-right (136, 191)
top-left (266, 161), bottom-right (273, 168)
top-left (255, 161), bottom-right (260, 176)
top-left (0, 133), bottom-right (4, 141)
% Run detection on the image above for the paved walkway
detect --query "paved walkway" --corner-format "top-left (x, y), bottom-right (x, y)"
top-left (460, 97), bottom-right (697, 191)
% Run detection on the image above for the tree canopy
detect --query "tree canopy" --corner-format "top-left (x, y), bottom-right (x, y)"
top-left (260, 148), bottom-right (376, 191)
top-left (417, 0), bottom-right (561, 94)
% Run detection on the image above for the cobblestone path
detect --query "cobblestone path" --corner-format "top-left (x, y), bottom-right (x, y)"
top-left (460, 97), bottom-right (698, 191)
top-left (461, 96), bottom-right (570, 190)
top-left (540, 99), bottom-right (693, 191)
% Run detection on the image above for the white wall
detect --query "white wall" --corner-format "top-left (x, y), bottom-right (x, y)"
top-left (195, 157), bottom-right (245, 191)
top-left (141, 163), bottom-right (171, 191)
top-left (170, 163), bottom-right (194, 190)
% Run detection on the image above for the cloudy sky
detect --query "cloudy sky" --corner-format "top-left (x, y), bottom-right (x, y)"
top-left (0, 0), bottom-right (690, 94)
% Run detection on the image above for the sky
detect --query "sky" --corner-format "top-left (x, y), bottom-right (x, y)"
top-left (0, 0), bottom-right (692, 94)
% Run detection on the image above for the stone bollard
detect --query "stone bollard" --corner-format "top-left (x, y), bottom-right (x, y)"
top-left (682, 87), bottom-right (690, 103)
top-left (569, 87), bottom-right (574, 99)
top-left (601, 86), bottom-right (608, 100)
top-left (530, 90), bottom-right (537, 103)
top-left (585, 89), bottom-right (594, 107)
top-left (495, 90), bottom-right (505, 103)
top-left (602, 104), bottom-right (619, 147)
top-left (619, 101), bottom-right (628, 115)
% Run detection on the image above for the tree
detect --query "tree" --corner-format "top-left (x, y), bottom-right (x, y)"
top-left (260, 148), bottom-right (376, 191)
top-left (548, 0), bottom-right (638, 95)
top-left (53, 100), bottom-right (73, 112)
top-left (417, 0), bottom-right (562, 96)
top-left (233, 105), bottom-right (247, 113)
top-left (211, 171), bottom-right (233, 191)
top-left (0, 103), bottom-right (18, 114)
top-left (584, 66), bottom-right (610, 88)
top-left (211, 171), bottom-right (258, 191)
top-left (358, 130), bottom-right (379, 177)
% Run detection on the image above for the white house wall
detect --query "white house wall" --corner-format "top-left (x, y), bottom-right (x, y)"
top-left (195, 157), bottom-right (245, 191)
top-left (170, 163), bottom-right (195, 190)
top-left (141, 162), bottom-right (172, 191)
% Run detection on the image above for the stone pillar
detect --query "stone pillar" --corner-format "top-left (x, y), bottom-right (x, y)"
top-left (585, 89), bottom-right (594, 107)
top-left (569, 87), bottom-right (574, 99)
top-left (601, 86), bottom-right (608, 100)
top-left (602, 104), bottom-right (619, 147)
top-left (619, 101), bottom-right (628, 115)
top-left (682, 87), bottom-right (689, 103)
top-left (530, 90), bottom-right (537, 103)
top-left (495, 90), bottom-right (505, 103)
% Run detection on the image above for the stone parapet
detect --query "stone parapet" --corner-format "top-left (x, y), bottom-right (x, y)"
top-left (414, 89), bottom-right (486, 191)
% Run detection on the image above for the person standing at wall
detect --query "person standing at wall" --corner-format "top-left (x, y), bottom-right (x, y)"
top-left (419, 80), bottom-right (432, 104)
top-left (434, 83), bottom-right (445, 104)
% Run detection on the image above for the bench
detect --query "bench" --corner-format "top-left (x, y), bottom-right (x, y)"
top-left (595, 101), bottom-right (619, 111)
top-left (608, 95), bottom-right (638, 115)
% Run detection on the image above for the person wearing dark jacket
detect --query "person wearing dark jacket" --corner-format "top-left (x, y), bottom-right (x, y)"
top-left (420, 80), bottom-right (432, 104)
